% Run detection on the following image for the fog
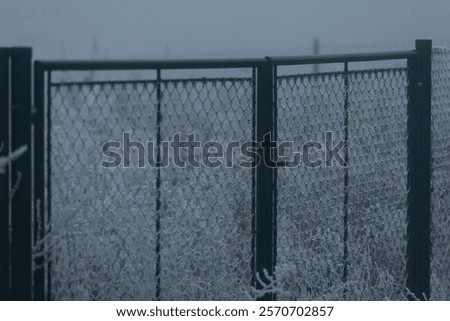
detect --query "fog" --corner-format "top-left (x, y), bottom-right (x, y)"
top-left (1, 0), bottom-right (449, 59)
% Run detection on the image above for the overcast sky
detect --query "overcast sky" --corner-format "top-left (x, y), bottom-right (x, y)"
top-left (1, 0), bottom-right (449, 60)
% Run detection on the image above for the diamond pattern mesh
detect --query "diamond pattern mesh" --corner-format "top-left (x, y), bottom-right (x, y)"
top-left (158, 79), bottom-right (254, 300)
top-left (276, 68), bottom-right (409, 300)
top-left (30, 48), bottom-right (450, 301)
top-left (41, 77), bottom-right (254, 300)
top-left (48, 82), bottom-right (158, 300)
top-left (430, 47), bottom-right (450, 300)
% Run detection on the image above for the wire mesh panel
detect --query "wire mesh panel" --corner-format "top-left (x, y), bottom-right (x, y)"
top-left (30, 46), bottom-right (450, 301)
top-left (158, 78), bottom-right (254, 300)
top-left (430, 47), bottom-right (450, 300)
top-left (46, 82), bottom-right (159, 300)
top-left (276, 67), bottom-right (409, 300)
top-left (37, 75), bottom-right (255, 300)
top-left (346, 69), bottom-right (408, 300)
top-left (277, 73), bottom-right (346, 300)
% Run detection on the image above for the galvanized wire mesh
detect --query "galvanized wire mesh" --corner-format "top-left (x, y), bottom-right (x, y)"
top-left (36, 77), bottom-right (255, 300)
top-left (430, 47), bottom-right (450, 300)
top-left (346, 69), bottom-right (408, 300)
top-left (30, 49), bottom-right (450, 301)
top-left (46, 82), bottom-right (159, 300)
top-left (158, 79), bottom-right (254, 300)
top-left (276, 68), bottom-right (409, 300)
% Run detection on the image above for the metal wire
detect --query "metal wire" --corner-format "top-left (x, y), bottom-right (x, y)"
top-left (29, 49), bottom-right (450, 300)
top-left (276, 67), bottom-right (409, 300)
top-left (430, 47), bottom-right (450, 300)
top-left (36, 77), bottom-right (254, 300)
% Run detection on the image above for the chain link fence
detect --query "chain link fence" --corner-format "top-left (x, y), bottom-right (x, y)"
top-left (39, 76), bottom-right (255, 300)
top-left (46, 81), bottom-right (159, 300)
top-left (276, 68), bottom-right (408, 300)
top-left (157, 78), bottom-right (254, 300)
top-left (24, 44), bottom-right (450, 301)
top-left (430, 47), bottom-right (450, 300)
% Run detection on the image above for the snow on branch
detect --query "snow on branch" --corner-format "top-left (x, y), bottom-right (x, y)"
top-left (0, 145), bottom-right (28, 174)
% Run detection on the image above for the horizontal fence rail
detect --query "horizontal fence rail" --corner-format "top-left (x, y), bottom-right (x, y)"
top-left (35, 49), bottom-right (418, 71)
top-left (35, 58), bottom-right (267, 71)
top-left (270, 50), bottom-right (418, 65)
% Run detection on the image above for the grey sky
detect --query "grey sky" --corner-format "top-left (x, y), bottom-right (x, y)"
top-left (1, 0), bottom-right (449, 59)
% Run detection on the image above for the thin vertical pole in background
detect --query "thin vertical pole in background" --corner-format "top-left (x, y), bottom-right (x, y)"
top-left (155, 69), bottom-right (162, 300)
top-left (313, 38), bottom-right (320, 73)
top-left (406, 39), bottom-right (432, 300)
top-left (10, 47), bottom-right (32, 300)
top-left (0, 48), bottom-right (11, 300)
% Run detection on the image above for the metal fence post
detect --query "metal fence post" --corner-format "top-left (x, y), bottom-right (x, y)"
top-left (406, 39), bottom-right (432, 300)
top-left (253, 59), bottom-right (277, 301)
top-left (9, 48), bottom-right (33, 300)
top-left (0, 48), bottom-right (11, 300)
top-left (33, 62), bottom-right (46, 300)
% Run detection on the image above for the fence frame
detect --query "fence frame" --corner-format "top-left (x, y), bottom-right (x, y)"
top-left (253, 59), bottom-right (277, 300)
top-left (32, 59), bottom-right (267, 301)
top-left (0, 41), bottom-right (434, 300)
top-left (0, 48), bottom-right (33, 300)
top-left (269, 42), bottom-right (432, 300)
top-left (406, 40), bottom-right (432, 300)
